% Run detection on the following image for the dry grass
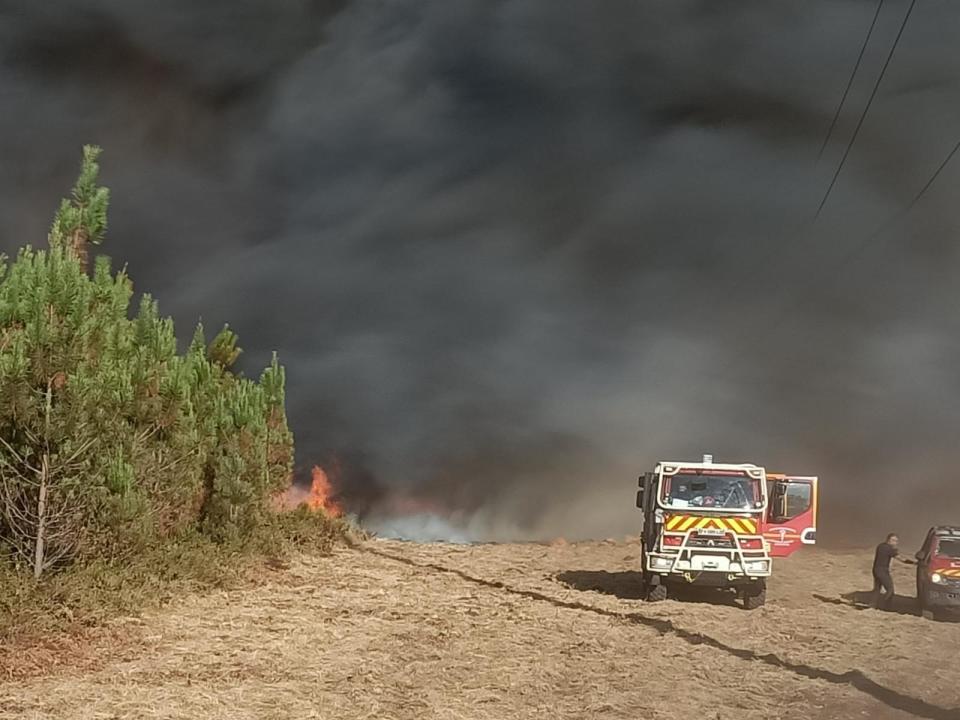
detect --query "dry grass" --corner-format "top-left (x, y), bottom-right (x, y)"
top-left (0, 510), bottom-right (346, 681)
top-left (1, 539), bottom-right (958, 720)
top-left (0, 625), bottom-right (144, 682)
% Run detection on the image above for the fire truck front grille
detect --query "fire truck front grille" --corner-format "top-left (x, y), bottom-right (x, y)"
top-left (686, 535), bottom-right (735, 548)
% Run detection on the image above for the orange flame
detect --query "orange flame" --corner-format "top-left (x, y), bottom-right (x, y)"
top-left (277, 465), bottom-right (343, 517)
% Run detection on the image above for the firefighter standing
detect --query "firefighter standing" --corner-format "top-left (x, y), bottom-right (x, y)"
top-left (872, 533), bottom-right (912, 610)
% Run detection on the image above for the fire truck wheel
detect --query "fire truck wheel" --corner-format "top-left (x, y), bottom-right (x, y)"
top-left (742, 584), bottom-right (766, 610)
top-left (646, 583), bottom-right (668, 602)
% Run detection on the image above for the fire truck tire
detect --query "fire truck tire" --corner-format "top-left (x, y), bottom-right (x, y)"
top-left (742, 583), bottom-right (766, 610)
top-left (646, 583), bottom-right (668, 602)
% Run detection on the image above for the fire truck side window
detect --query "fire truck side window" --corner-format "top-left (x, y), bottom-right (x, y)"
top-left (783, 483), bottom-right (811, 519)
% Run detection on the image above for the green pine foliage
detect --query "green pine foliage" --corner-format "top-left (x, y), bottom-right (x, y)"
top-left (207, 325), bottom-right (242, 370)
top-left (0, 147), bottom-right (303, 584)
top-left (48, 146), bottom-right (109, 272)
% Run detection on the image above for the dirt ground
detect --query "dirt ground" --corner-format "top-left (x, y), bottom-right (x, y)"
top-left (0, 538), bottom-right (958, 720)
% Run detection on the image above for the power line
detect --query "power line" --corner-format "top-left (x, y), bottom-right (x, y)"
top-left (630, 131), bottom-right (959, 442)
top-left (812, 135), bottom-right (960, 278)
top-left (902, 137), bottom-right (960, 213)
top-left (635, 1), bottom-right (951, 439)
top-left (739, 133), bottom-right (960, 369)
top-left (815, 0), bottom-right (917, 219)
top-left (811, 135), bottom-right (960, 278)
top-left (727, 0), bottom-right (902, 298)
top-left (643, 129), bottom-right (956, 402)
top-left (818, 0), bottom-right (887, 161)
top-left (649, 127), bottom-right (960, 421)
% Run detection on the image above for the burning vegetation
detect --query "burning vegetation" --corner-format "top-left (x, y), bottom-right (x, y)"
top-left (278, 466), bottom-right (344, 518)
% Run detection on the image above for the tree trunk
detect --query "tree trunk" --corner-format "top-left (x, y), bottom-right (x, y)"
top-left (33, 453), bottom-right (48, 580)
top-left (70, 232), bottom-right (89, 274)
top-left (33, 378), bottom-right (54, 579)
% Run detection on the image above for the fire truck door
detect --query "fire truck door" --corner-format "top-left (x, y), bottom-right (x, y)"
top-left (764, 476), bottom-right (818, 558)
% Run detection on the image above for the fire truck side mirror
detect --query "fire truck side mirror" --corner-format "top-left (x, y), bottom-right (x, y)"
top-left (637, 473), bottom-right (650, 510)
top-left (636, 472), bottom-right (654, 508)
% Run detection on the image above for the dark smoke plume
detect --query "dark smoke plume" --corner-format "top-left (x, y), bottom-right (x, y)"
top-left (2, 0), bottom-right (960, 544)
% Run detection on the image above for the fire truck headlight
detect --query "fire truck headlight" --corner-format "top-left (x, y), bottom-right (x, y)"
top-left (746, 560), bottom-right (769, 573)
top-left (931, 572), bottom-right (944, 584)
top-left (651, 557), bottom-right (674, 570)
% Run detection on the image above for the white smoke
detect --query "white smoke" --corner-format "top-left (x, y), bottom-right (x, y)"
top-left (364, 513), bottom-right (478, 544)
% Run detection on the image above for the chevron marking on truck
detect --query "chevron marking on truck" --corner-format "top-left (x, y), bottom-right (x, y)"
top-left (665, 516), bottom-right (758, 534)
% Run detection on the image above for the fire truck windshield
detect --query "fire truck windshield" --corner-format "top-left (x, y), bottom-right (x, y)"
top-left (661, 473), bottom-right (762, 511)
top-left (937, 538), bottom-right (960, 558)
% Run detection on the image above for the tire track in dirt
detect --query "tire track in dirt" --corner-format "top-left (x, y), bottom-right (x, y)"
top-left (361, 543), bottom-right (960, 720)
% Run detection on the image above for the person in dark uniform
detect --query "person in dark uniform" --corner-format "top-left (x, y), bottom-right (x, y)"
top-left (872, 533), bottom-right (912, 610)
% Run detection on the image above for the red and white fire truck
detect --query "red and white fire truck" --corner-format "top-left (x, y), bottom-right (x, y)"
top-left (635, 455), bottom-right (818, 609)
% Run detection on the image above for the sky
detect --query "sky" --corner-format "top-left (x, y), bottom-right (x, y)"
top-left (1, 0), bottom-right (959, 544)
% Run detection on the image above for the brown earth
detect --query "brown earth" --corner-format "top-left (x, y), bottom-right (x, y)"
top-left (0, 539), bottom-right (957, 720)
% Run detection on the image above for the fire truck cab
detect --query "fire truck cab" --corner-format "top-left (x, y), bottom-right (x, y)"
top-left (636, 456), bottom-right (819, 609)
top-left (915, 526), bottom-right (960, 621)
top-left (636, 455), bottom-right (772, 609)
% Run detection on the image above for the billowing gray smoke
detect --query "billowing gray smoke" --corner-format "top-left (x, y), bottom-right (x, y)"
top-left (1, 0), bottom-right (959, 544)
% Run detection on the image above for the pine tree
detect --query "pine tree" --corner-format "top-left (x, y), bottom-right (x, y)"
top-left (0, 148), bottom-right (295, 578)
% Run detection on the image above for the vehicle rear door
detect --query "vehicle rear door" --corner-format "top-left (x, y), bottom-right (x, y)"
top-left (764, 475), bottom-right (818, 558)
